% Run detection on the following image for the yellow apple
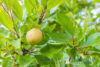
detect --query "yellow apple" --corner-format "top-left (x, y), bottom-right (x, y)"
top-left (26, 28), bottom-right (42, 45)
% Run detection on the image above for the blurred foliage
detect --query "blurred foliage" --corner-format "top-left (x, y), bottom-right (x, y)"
top-left (0, 0), bottom-right (100, 67)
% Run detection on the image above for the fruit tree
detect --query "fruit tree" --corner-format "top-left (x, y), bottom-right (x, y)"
top-left (0, 0), bottom-right (100, 67)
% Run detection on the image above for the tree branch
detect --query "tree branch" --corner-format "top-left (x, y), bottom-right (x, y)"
top-left (72, 35), bottom-right (75, 48)
top-left (0, 3), bottom-right (9, 15)
top-left (38, 9), bottom-right (47, 24)
top-left (1, 2), bottom-right (20, 38)
top-left (22, 48), bottom-right (40, 55)
top-left (76, 46), bottom-right (88, 51)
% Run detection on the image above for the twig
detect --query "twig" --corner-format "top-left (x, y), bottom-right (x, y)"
top-left (22, 48), bottom-right (40, 55)
top-left (0, 3), bottom-right (9, 15)
top-left (38, 9), bottom-right (47, 24)
top-left (22, 48), bottom-right (29, 55)
top-left (76, 46), bottom-right (88, 51)
top-left (5, 0), bottom-right (14, 23)
top-left (12, 56), bottom-right (16, 62)
top-left (10, 11), bottom-right (20, 38)
top-left (72, 35), bottom-right (75, 48)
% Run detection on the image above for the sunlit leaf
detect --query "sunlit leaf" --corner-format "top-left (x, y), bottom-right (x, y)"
top-left (35, 55), bottom-right (55, 65)
top-left (56, 12), bottom-right (73, 35)
top-left (0, 7), bottom-right (13, 31)
top-left (47, 0), bottom-right (64, 10)
top-left (86, 33), bottom-right (100, 46)
top-left (19, 55), bottom-right (34, 67)
top-left (12, 0), bottom-right (23, 21)
top-left (9, 39), bottom-right (21, 49)
top-left (24, 0), bottom-right (36, 15)
top-left (40, 43), bottom-right (65, 58)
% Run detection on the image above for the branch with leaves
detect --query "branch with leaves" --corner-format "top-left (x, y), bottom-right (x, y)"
top-left (0, 2), bottom-right (20, 38)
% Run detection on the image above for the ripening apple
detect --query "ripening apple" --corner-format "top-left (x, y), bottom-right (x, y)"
top-left (26, 28), bottom-right (42, 45)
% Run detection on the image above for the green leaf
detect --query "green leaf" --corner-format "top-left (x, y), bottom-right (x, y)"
top-left (41, 0), bottom-right (48, 8)
top-left (49, 32), bottom-right (72, 43)
top-left (56, 13), bottom-right (73, 35)
top-left (0, 7), bottom-right (13, 31)
top-left (40, 43), bottom-right (65, 58)
top-left (35, 55), bottom-right (55, 65)
top-left (21, 24), bottom-right (30, 34)
top-left (66, 48), bottom-right (76, 58)
top-left (86, 26), bottom-right (96, 40)
top-left (95, 46), bottom-right (100, 51)
top-left (9, 39), bottom-right (21, 49)
top-left (38, 33), bottom-right (49, 45)
top-left (86, 33), bottom-right (100, 46)
top-left (47, 0), bottom-right (64, 10)
top-left (73, 62), bottom-right (86, 67)
top-left (3, 0), bottom-right (14, 10)
top-left (0, 27), bottom-right (9, 36)
top-left (97, 13), bottom-right (100, 17)
top-left (2, 58), bottom-right (12, 67)
top-left (12, 0), bottom-right (23, 21)
top-left (83, 14), bottom-right (91, 33)
top-left (24, 0), bottom-right (36, 15)
top-left (19, 55), bottom-right (34, 67)
top-left (42, 24), bottom-right (56, 33)
top-left (94, 0), bottom-right (100, 3)
top-left (3, 0), bottom-right (23, 21)
top-left (0, 39), bottom-right (6, 49)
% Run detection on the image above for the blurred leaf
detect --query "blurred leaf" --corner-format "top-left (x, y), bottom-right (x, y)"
top-left (97, 13), bottom-right (100, 17)
top-left (86, 33), bottom-right (100, 46)
top-left (9, 39), bottom-right (21, 49)
top-left (38, 33), bottom-right (49, 45)
top-left (42, 24), bottom-right (56, 32)
top-left (21, 24), bottom-right (30, 34)
top-left (84, 14), bottom-right (91, 33)
top-left (47, 0), bottom-right (64, 10)
top-left (86, 26), bottom-right (96, 40)
top-left (41, 0), bottom-right (48, 8)
top-left (24, 0), bottom-right (36, 15)
top-left (3, 0), bottom-right (23, 21)
top-left (95, 46), bottom-right (100, 51)
top-left (53, 53), bottom-right (64, 60)
top-left (21, 35), bottom-right (27, 44)
top-left (0, 33), bottom-right (4, 38)
top-left (35, 55), bottom-right (55, 65)
top-left (0, 7), bottom-right (13, 31)
top-left (19, 55), bottom-right (34, 67)
top-left (0, 28), bottom-right (9, 36)
top-left (2, 58), bottom-right (12, 67)
top-left (94, 0), bottom-right (100, 3)
top-left (56, 13), bottom-right (73, 35)
top-left (83, 58), bottom-right (91, 66)
top-left (12, 0), bottom-right (23, 21)
top-left (40, 43), bottom-right (65, 58)
top-left (73, 62), bottom-right (86, 67)
top-left (49, 32), bottom-right (72, 43)
top-left (0, 39), bottom-right (6, 49)
top-left (3, 0), bottom-right (14, 10)
top-left (66, 48), bottom-right (76, 58)
top-left (25, 15), bottom-right (39, 27)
